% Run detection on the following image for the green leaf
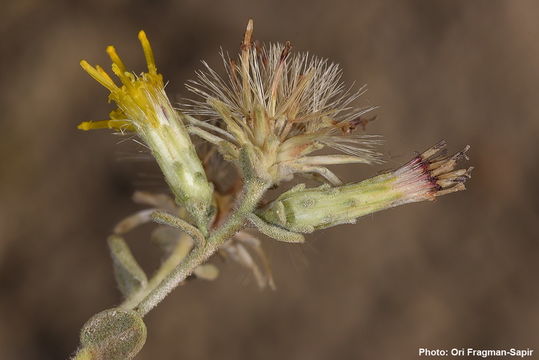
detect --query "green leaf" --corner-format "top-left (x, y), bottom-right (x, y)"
top-left (107, 236), bottom-right (148, 298)
top-left (248, 214), bottom-right (305, 243)
top-left (80, 308), bottom-right (146, 360)
top-left (151, 211), bottom-right (205, 246)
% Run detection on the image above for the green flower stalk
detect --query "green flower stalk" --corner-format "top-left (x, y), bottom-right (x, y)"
top-left (259, 141), bottom-right (472, 233)
top-left (78, 31), bottom-right (214, 230)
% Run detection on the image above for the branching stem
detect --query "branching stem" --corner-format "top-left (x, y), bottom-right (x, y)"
top-left (134, 178), bottom-right (269, 316)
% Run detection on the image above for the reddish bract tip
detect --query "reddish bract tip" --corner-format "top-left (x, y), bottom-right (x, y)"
top-left (395, 141), bottom-right (473, 202)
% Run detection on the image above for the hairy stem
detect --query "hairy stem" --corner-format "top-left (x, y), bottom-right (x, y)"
top-left (134, 178), bottom-right (269, 316)
top-left (119, 233), bottom-right (194, 311)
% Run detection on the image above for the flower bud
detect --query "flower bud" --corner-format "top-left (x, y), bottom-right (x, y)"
top-left (259, 141), bottom-right (472, 232)
top-left (182, 20), bottom-right (382, 187)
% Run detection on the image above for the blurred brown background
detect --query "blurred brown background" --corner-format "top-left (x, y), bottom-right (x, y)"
top-left (1, 0), bottom-right (538, 359)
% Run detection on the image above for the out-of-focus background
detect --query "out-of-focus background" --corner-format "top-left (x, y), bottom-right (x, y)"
top-left (1, 0), bottom-right (538, 359)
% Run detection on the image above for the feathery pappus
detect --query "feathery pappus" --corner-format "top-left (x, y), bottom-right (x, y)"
top-left (182, 19), bottom-right (382, 186)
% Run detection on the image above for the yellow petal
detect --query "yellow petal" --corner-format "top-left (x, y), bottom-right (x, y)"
top-left (138, 31), bottom-right (157, 75)
top-left (80, 60), bottom-right (117, 91)
top-left (106, 45), bottom-right (127, 74)
top-left (77, 120), bottom-right (134, 131)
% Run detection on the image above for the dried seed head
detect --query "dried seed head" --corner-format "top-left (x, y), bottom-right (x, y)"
top-left (182, 19), bottom-right (382, 185)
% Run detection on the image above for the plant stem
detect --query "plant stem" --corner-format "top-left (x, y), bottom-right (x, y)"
top-left (120, 233), bottom-right (194, 311)
top-left (134, 178), bottom-right (269, 316)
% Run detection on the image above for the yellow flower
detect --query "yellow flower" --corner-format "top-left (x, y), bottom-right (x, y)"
top-left (181, 20), bottom-right (382, 185)
top-left (78, 32), bottom-right (164, 132)
top-left (79, 31), bottom-right (214, 230)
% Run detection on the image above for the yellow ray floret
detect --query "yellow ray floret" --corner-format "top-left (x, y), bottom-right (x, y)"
top-left (78, 30), bottom-right (165, 131)
top-left (138, 30), bottom-right (157, 75)
top-left (78, 120), bottom-right (135, 132)
top-left (78, 31), bottom-right (215, 228)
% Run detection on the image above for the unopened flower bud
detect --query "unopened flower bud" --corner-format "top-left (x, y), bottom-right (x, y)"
top-left (259, 141), bottom-right (472, 232)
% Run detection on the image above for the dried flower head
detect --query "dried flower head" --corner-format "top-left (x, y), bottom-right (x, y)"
top-left (182, 19), bottom-right (381, 185)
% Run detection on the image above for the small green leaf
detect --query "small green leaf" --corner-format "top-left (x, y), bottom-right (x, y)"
top-left (108, 236), bottom-right (148, 298)
top-left (248, 214), bottom-right (305, 243)
top-left (151, 211), bottom-right (205, 246)
top-left (80, 308), bottom-right (147, 360)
